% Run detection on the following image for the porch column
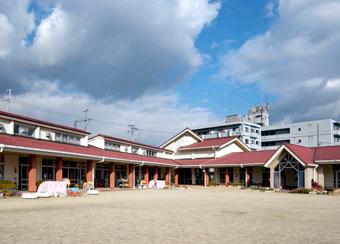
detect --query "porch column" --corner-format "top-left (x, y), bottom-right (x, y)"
top-left (270, 167), bottom-right (275, 188)
top-left (191, 168), bottom-right (196, 185)
top-left (56, 157), bottom-right (63, 181)
top-left (128, 164), bottom-right (134, 188)
top-left (143, 166), bottom-right (149, 184)
top-left (165, 168), bottom-right (170, 185)
top-left (86, 160), bottom-right (93, 183)
top-left (28, 155), bottom-right (37, 192)
top-left (153, 166), bottom-right (158, 180)
top-left (245, 167), bottom-right (250, 188)
top-left (204, 169), bottom-right (209, 188)
top-left (225, 168), bottom-right (230, 187)
top-left (174, 169), bottom-right (179, 186)
top-left (109, 163), bottom-right (115, 189)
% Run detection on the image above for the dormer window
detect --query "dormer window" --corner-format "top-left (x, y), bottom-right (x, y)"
top-left (146, 150), bottom-right (156, 157)
top-left (105, 142), bottom-right (121, 151)
top-left (132, 147), bottom-right (138, 154)
top-left (0, 124), bottom-right (5, 133)
top-left (55, 132), bottom-right (81, 145)
top-left (14, 123), bottom-right (35, 137)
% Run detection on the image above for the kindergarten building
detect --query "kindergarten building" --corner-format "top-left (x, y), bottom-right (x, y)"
top-left (0, 110), bottom-right (340, 192)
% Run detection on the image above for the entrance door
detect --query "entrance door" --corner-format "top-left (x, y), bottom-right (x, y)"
top-left (195, 168), bottom-right (204, 185)
top-left (19, 157), bottom-right (28, 190)
top-left (95, 168), bottom-right (109, 187)
top-left (334, 171), bottom-right (340, 188)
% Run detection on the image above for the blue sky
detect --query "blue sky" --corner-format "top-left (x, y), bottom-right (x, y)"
top-left (1, 0), bottom-right (340, 145)
top-left (178, 0), bottom-right (274, 118)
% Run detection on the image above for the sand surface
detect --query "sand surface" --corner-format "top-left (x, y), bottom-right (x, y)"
top-left (0, 188), bottom-right (340, 244)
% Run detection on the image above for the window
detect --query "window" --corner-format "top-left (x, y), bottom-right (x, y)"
top-left (55, 132), bottom-right (81, 145)
top-left (255, 130), bottom-right (259, 134)
top-left (0, 124), bottom-right (6, 133)
top-left (251, 128), bottom-right (255, 133)
top-left (132, 147), bottom-right (139, 154)
top-left (255, 141), bottom-right (259, 145)
top-left (146, 150), bottom-right (156, 157)
top-left (251, 140), bottom-right (255, 144)
top-left (62, 161), bottom-right (86, 186)
top-left (298, 139), bottom-right (302, 143)
top-left (245, 127), bottom-right (249, 132)
top-left (298, 128), bottom-right (301, 131)
top-left (245, 139), bottom-right (249, 144)
top-left (105, 142), bottom-right (121, 151)
top-left (14, 124), bottom-right (35, 137)
top-left (42, 159), bottom-right (55, 180)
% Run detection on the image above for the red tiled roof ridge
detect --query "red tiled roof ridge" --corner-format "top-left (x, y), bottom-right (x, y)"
top-left (91, 134), bottom-right (173, 152)
top-left (179, 136), bottom-right (239, 150)
top-left (0, 110), bottom-right (89, 134)
top-left (0, 133), bottom-right (176, 165)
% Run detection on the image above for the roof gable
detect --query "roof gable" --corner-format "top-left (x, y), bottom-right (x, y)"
top-left (160, 128), bottom-right (202, 149)
top-left (204, 150), bottom-right (276, 166)
top-left (265, 144), bottom-right (316, 167)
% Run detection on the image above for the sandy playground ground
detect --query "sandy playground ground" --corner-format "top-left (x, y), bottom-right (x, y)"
top-left (0, 188), bottom-right (340, 244)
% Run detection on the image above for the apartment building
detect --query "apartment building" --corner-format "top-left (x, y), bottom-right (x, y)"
top-left (262, 119), bottom-right (340, 149)
top-left (192, 115), bottom-right (261, 150)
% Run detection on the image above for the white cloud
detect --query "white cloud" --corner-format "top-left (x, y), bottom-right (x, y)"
top-left (0, 0), bottom-right (220, 99)
top-left (3, 82), bottom-right (219, 146)
top-left (264, 0), bottom-right (278, 18)
top-left (218, 0), bottom-right (340, 123)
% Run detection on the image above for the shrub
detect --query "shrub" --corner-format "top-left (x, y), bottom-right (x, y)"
top-left (0, 180), bottom-right (16, 190)
top-left (289, 188), bottom-right (311, 194)
top-left (208, 180), bottom-right (219, 186)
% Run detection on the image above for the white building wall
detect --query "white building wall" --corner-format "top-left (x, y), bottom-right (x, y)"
top-left (262, 119), bottom-right (340, 148)
top-left (0, 119), bottom-right (12, 134)
top-left (215, 143), bottom-right (244, 158)
top-left (40, 128), bottom-right (56, 141)
top-left (4, 154), bottom-right (18, 184)
top-left (174, 150), bottom-right (215, 160)
top-left (88, 137), bottom-right (105, 149)
top-left (164, 135), bottom-right (199, 152)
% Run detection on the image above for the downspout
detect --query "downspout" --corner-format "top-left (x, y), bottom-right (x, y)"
top-left (0, 144), bottom-right (4, 153)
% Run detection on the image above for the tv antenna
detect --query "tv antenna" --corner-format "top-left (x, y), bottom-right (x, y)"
top-left (74, 108), bottom-right (94, 132)
top-left (128, 124), bottom-right (139, 141)
top-left (4, 89), bottom-right (11, 113)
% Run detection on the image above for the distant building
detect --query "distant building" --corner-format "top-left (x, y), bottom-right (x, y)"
top-left (247, 105), bottom-right (270, 127)
top-left (261, 119), bottom-right (340, 149)
top-left (192, 118), bottom-right (262, 151)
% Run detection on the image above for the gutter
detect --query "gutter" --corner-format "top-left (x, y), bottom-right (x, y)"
top-left (4, 145), bottom-right (177, 167)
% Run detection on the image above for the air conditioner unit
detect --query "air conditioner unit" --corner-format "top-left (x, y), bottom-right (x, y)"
top-left (46, 133), bottom-right (52, 140)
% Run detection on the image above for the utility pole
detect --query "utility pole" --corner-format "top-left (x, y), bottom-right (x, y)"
top-left (74, 108), bottom-right (94, 132)
top-left (128, 124), bottom-right (139, 141)
top-left (5, 89), bottom-right (11, 113)
top-left (317, 123), bottom-right (320, 147)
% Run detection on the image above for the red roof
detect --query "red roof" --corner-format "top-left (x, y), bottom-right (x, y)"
top-left (314, 145), bottom-right (340, 161)
top-left (284, 143), bottom-right (315, 165)
top-left (0, 134), bottom-right (176, 166)
top-left (92, 134), bottom-right (173, 153)
top-left (204, 150), bottom-right (276, 166)
top-left (178, 136), bottom-right (239, 150)
top-left (0, 110), bottom-right (89, 134)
